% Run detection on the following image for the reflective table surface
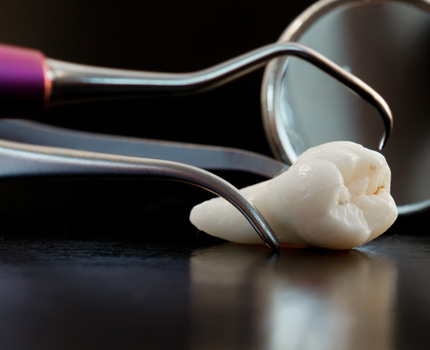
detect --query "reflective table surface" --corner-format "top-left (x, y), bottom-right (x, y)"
top-left (0, 179), bottom-right (428, 350)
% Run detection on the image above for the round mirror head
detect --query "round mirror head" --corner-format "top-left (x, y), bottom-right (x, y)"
top-left (262, 0), bottom-right (430, 214)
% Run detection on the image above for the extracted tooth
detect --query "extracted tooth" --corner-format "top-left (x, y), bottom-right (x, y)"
top-left (189, 141), bottom-right (398, 249)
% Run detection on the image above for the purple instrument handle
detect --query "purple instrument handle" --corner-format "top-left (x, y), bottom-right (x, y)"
top-left (0, 44), bottom-right (51, 117)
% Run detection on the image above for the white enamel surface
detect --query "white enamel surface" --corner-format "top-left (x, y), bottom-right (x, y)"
top-left (189, 141), bottom-right (398, 249)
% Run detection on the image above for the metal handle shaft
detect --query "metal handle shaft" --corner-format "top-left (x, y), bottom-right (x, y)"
top-left (0, 42), bottom-right (393, 148)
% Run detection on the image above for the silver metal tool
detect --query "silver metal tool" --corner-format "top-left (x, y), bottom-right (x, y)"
top-left (0, 22), bottom-right (397, 249)
top-left (0, 123), bottom-right (281, 251)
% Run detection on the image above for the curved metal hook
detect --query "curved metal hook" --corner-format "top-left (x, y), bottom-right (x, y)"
top-left (0, 139), bottom-right (280, 251)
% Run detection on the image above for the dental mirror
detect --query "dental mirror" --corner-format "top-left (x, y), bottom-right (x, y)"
top-left (262, 0), bottom-right (430, 214)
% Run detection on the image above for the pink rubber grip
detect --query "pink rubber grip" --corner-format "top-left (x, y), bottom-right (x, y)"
top-left (0, 43), bottom-right (51, 117)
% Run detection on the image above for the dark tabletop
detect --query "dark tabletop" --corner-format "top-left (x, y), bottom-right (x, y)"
top-left (0, 205), bottom-right (429, 350)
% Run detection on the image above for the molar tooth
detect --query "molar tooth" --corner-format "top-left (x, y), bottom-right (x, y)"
top-left (189, 141), bottom-right (398, 250)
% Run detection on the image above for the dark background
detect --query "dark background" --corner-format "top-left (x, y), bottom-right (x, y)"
top-left (0, 1), bottom-right (428, 235)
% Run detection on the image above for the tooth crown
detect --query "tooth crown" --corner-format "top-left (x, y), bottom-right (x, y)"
top-left (281, 142), bottom-right (397, 249)
top-left (189, 141), bottom-right (398, 250)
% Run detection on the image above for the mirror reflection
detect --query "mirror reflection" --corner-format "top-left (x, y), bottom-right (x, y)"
top-left (277, 1), bottom-right (430, 211)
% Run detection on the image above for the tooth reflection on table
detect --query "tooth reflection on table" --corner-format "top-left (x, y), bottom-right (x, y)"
top-left (190, 244), bottom-right (397, 350)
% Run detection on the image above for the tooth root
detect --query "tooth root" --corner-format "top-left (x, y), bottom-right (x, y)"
top-left (189, 141), bottom-right (398, 250)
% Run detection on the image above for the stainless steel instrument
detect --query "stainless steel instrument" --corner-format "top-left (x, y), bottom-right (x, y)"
top-left (0, 10), bottom-right (400, 249)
